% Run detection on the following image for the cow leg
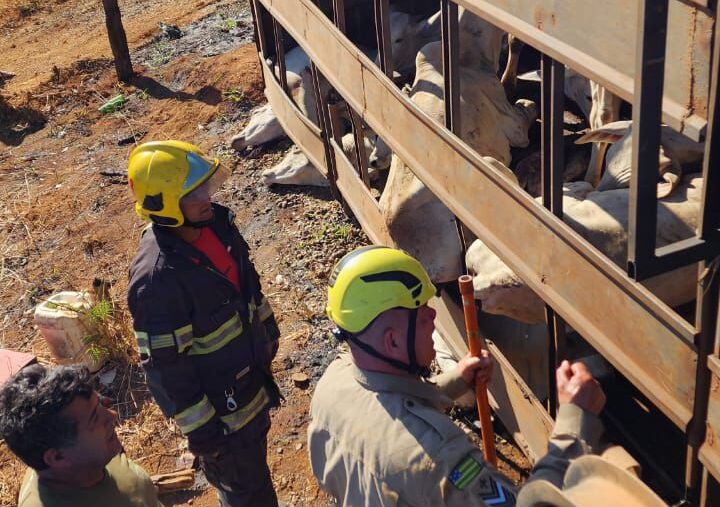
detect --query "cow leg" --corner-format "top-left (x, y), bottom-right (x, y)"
top-left (585, 82), bottom-right (621, 185)
top-left (500, 34), bottom-right (524, 100)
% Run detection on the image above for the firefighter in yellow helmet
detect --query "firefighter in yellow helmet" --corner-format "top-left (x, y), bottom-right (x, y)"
top-left (126, 141), bottom-right (281, 507)
top-left (308, 246), bottom-right (610, 506)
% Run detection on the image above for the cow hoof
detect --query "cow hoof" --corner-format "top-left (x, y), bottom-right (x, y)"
top-left (230, 136), bottom-right (248, 152)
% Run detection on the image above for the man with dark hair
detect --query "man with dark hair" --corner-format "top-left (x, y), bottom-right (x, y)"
top-left (0, 364), bottom-right (162, 507)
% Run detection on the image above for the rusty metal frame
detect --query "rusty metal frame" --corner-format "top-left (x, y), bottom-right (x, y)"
top-left (685, 260), bottom-right (720, 503)
top-left (452, 0), bottom-right (712, 141)
top-left (253, 0), bottom-right (720, 494)
top-left (258, 0), bottom-right (698, 436)
top-left (699, 0), bottom-right (720, 246)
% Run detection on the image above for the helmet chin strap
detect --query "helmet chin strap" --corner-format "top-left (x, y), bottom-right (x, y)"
top-left (334, 308), bottom-right (431, 378)
top-left (183, 216), bottom-right (216, 228)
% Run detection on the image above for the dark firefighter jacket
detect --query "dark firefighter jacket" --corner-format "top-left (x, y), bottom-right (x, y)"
top-left (127, 204), bottom-right (281, 455)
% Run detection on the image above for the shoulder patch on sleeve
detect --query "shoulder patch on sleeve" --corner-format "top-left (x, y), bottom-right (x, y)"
top-left (449, 456), bottom-right (517, 505)
top-left (448, 455), bottom-right (483, 490)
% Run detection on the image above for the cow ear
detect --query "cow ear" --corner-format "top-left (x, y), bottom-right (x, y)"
top-left (576, 120), bottom-right (631, 145)
top-left (517, 69), bottom-right (542, 83)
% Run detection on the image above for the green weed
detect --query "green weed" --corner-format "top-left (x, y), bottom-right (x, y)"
top-left (222, 88), bottom-right (246, 103)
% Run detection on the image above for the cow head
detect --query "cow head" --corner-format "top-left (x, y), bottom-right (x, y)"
top-left (262, 146), bottom-right (328, 187)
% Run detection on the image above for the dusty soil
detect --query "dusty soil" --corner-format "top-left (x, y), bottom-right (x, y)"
top-left (0, 1), bottom-right (529, 506)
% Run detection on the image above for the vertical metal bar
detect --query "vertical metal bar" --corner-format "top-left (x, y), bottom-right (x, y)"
top-left (541, 54), bottom-right (552, 210)
top-left (311, 63), bottom-right (342, 201)
top-left (272, 18), bottom-right (288, 94)
top-left (333, 0), bottom-right (346, 33)
top-left (540, 53), bottom-right (568, 417)
top-left (698, 0), bottom-right (720, 242)
top-left (348, 108), bottom-right (371, 186)
top-left (550, 59), bottom-right (565, 218)
top-left (373, 0), bottom-right (393, 78)
top-left (249, 0), bottom-right (261, 55)
top-left (627, 0), bottom-right (669, 280)
top-left (441, 0), bottom-right (467, 274)
top-left (685, 259), bottom-right (720, 503)
top-left (328, 100), bottom-right (355, 218)
top-left (441, 0), bottom-right (461, 135)
top-left (254, 0), bottom-right (273, 61)
top-left (701, 466), bottom-right (720, 507)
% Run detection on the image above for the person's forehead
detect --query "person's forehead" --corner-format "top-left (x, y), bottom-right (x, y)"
top-left (60, 391), bottom-right (99, 423)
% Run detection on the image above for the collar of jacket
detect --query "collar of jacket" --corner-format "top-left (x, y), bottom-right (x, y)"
top-left (350, 360), bottom-right (452, 411)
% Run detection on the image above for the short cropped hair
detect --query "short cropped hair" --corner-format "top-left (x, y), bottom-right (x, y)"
top-left (0, 364), bottom-right (93, 470)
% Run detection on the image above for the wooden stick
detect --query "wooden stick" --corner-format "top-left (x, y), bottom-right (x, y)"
top-left (458, 274), bottom-right (497, 466)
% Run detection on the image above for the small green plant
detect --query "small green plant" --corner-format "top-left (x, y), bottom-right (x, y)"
top-left (220, 18), bottom-right (237, 31)
top-left (312, 224), bottom-right (353, 243)
top-left (99, 95), bottom-right (125, 114)
top-left (149, 40), bottom-right (173, 69)
top-left (135, 88), bottom-right (150, 101)
top-left (222, 88), bottom-right (246, 103)
top-left (82, 334), bottom-right (110, 366)
top-left (43, 296), bottom-right (124, 364)
top-left (88, 299), bottom-right (113, 324)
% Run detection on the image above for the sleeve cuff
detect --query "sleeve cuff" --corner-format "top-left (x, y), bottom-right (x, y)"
top-left (552, 403), bottom-right (604, 448)
top-left (432, 370), bottom-right (472, 401)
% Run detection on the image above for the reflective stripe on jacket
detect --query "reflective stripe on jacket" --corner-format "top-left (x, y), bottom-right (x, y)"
top-left (127, 204), bottom-right (281, 453)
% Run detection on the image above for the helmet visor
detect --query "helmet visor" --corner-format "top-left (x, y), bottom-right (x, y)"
top-left (181, 161), bottom-right (230, 203)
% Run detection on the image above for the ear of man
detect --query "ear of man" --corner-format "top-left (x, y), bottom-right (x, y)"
top-left (43, 448), bottom-right (65, 469)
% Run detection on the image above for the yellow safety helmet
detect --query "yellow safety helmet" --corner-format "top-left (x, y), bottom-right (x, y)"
top-left (127, 140), bottom-right (228, 227)
top-left (326, 245), bottom-right (437, 333)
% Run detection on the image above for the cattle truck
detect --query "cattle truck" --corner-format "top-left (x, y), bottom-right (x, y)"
top-left (248, 0), bottom-right (720, 503)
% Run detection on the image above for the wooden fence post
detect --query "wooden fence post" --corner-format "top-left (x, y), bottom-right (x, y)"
top-left (101, 0), bottom-right (133, 82)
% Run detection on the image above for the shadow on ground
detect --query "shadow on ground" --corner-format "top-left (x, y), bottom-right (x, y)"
top-left (0, 97), bottom-right (47, 147)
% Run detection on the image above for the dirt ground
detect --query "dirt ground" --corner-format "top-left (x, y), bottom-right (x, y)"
top-left (0, 1), bottom-right (529, 505)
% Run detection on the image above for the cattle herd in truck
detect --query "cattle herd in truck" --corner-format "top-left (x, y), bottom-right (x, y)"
top-left (231, 4), bottom-right (704, 335)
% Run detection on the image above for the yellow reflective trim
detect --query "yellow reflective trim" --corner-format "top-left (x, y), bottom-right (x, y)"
top-left (175, 395), bottom-right (216, 434)
top-left (150, 334), bottom-right (174, 349)
top-left (134, 331), bottom-right (150, 355)
top-left (247, 300), bottom-right (256, 324)
top-left (175, 324), bottom-right (193, 353)
top-left (257, 298), bottom-right (273, 322)
top-left (188, 314), bottom-right (243, 356)
top-left (220, 387), bottom-right (269, 433)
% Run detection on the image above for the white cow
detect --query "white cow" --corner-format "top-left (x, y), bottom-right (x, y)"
top-left (231, 46), bottom-right (316, 151)
top-left (261, 132), bottom-right (385, 187)
top-left (466, 175), bottom-right (703, 324)
top-left (516, 67), bottom-right (593, 121)
top-left (576, 120), bottom-right (705, 198)
top-left (380, 8), bottom-right (537, 283)
top-left (384, 10), bottom-right (442, 77)
top-left (231, 9), bottom-right (441, 153)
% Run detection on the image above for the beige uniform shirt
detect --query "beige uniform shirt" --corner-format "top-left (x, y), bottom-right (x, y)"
top-left (308, 354), bottom-right (603, 507)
